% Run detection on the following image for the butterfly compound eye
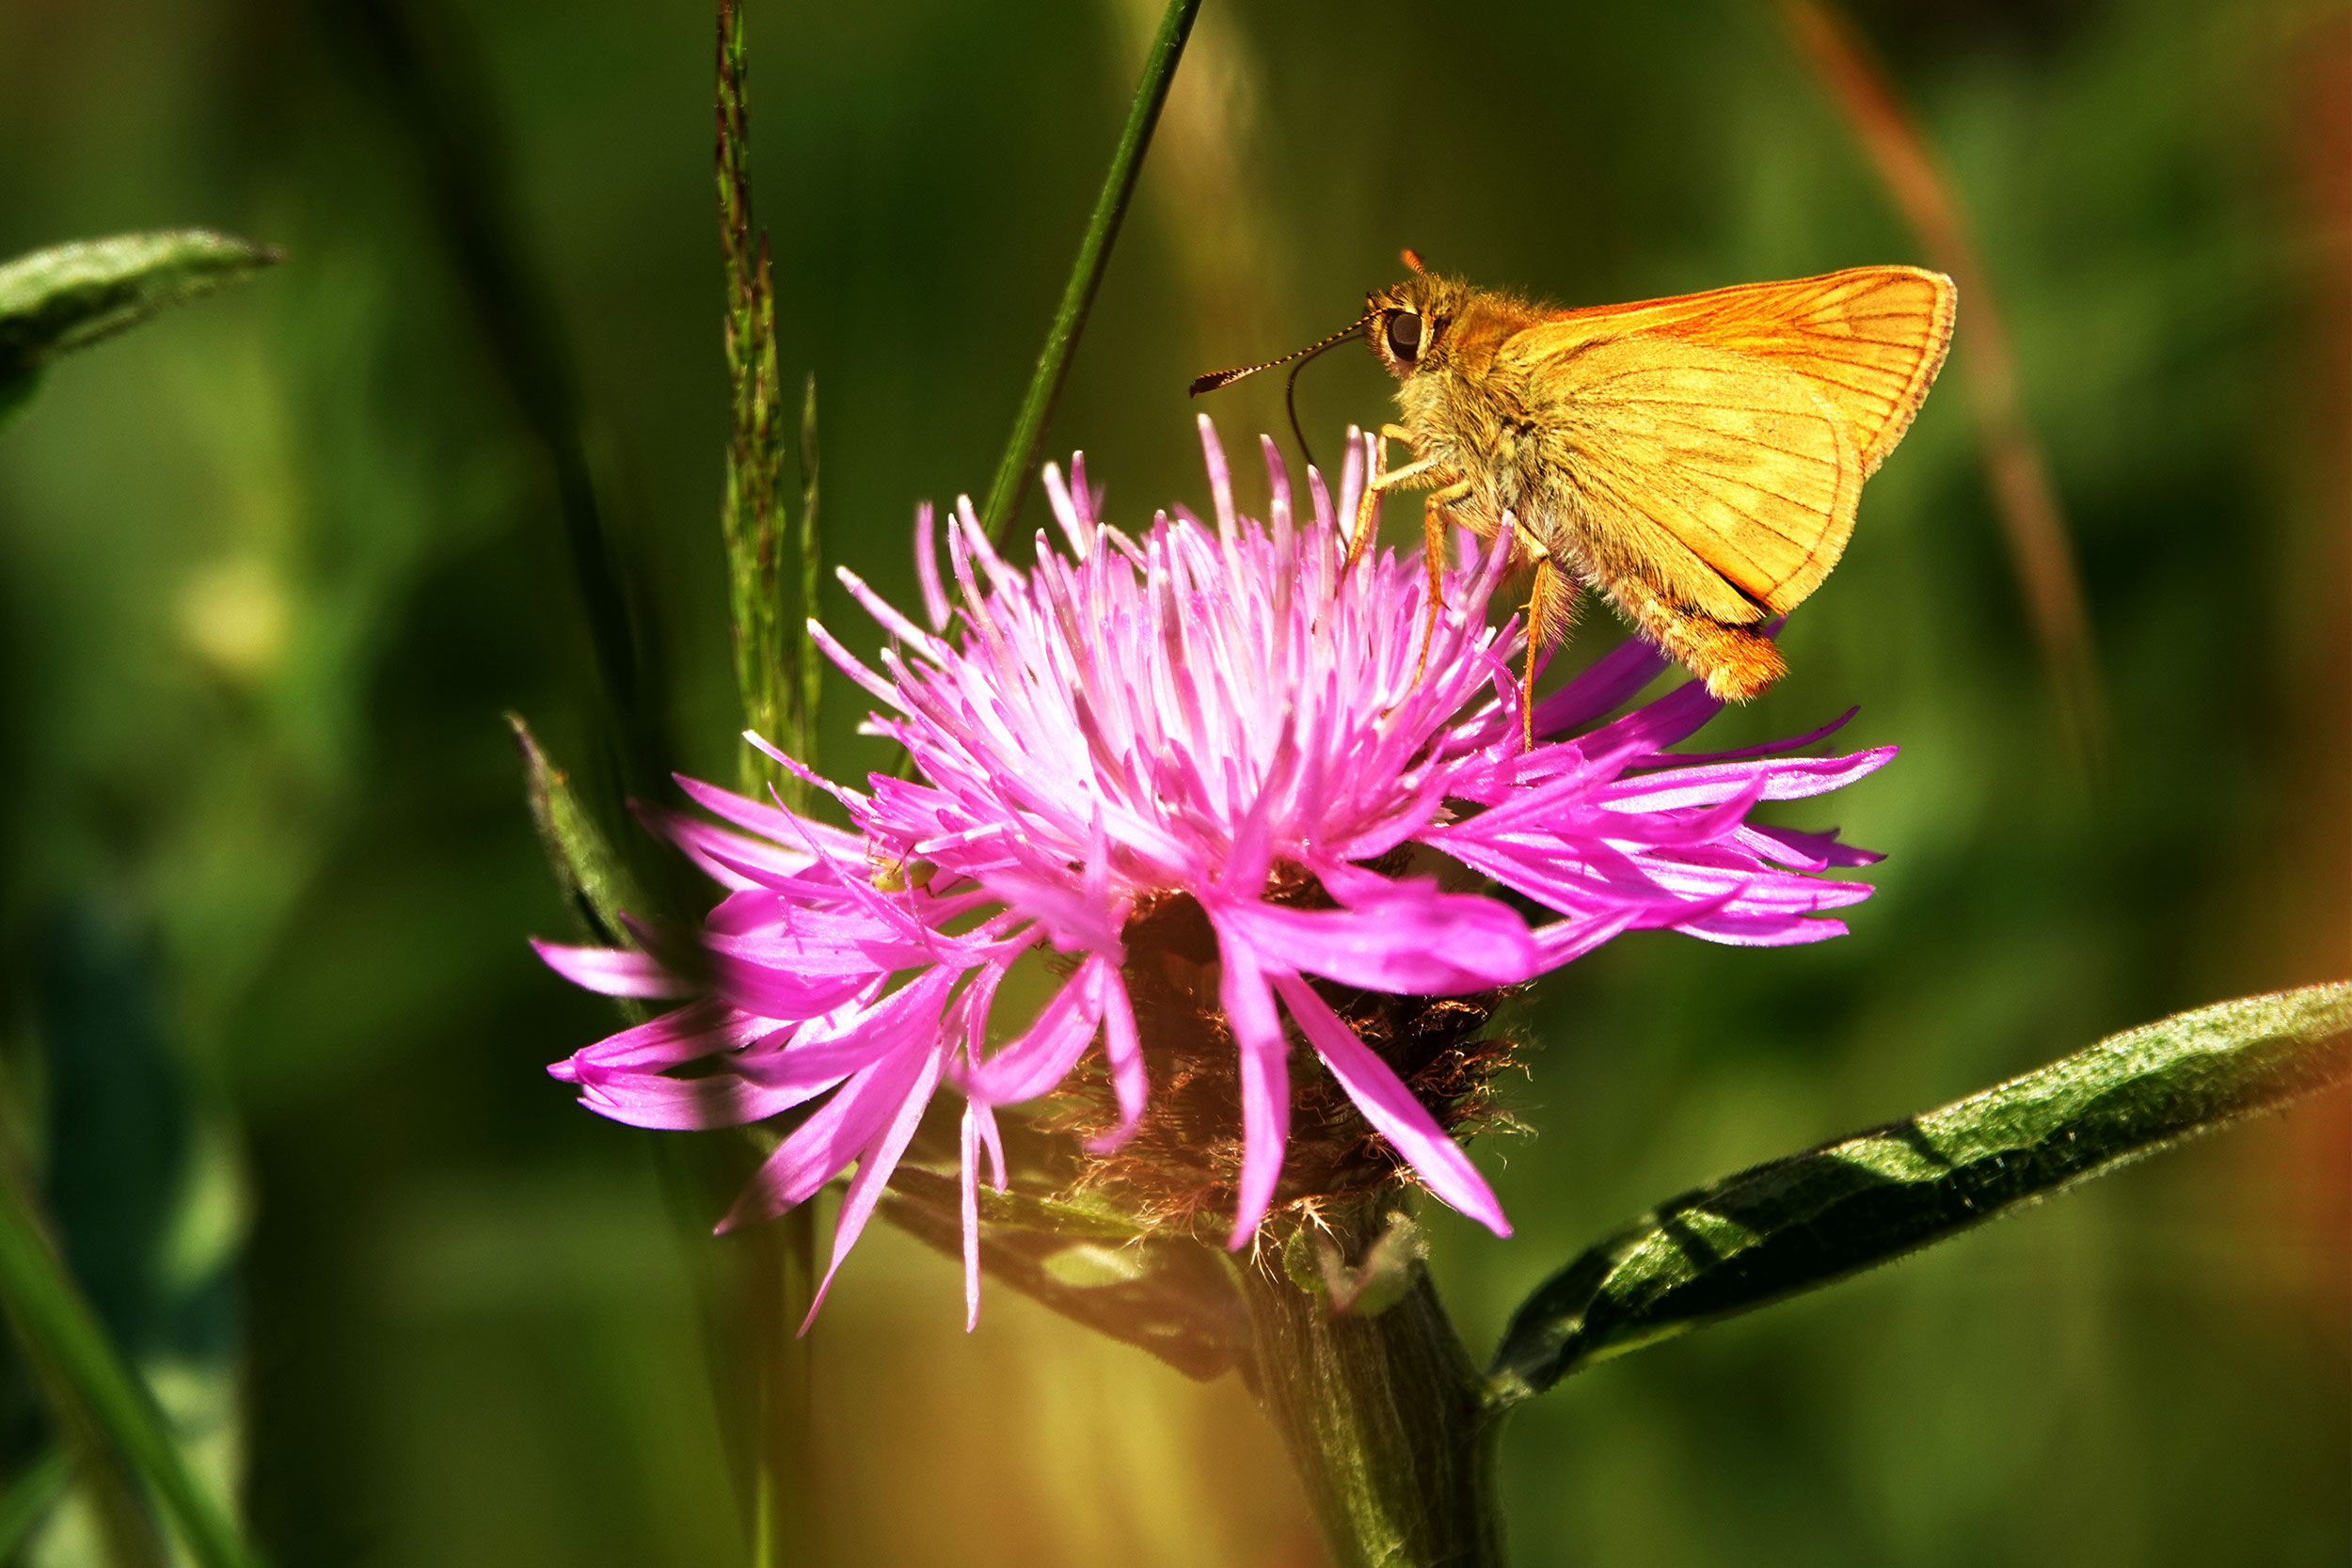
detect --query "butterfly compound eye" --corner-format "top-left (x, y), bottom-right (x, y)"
top-left (1385, 311), bottom-right (1423, 361)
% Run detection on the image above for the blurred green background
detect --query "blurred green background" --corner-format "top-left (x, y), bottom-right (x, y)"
top-left (0, 0), bottom-right (2344, 1563)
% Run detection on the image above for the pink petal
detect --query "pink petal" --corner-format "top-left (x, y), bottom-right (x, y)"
top-left (960, 1103), bottom-right (984, 1331)
top-left (719, 1062), bottom-right (899, 1230)
top-left (1531, 635), bottom-right (1670, 737)
top-left (532, 941), bottom-right (690, 999)
top-left (961, 959), bottom-right (1104, 1106)
top-left (1531, 909), bottom-right (1642, 966)
top-left (838, 563), bottom-right (946, 657)
top-left (673, 774), bottom-right (866, 861)
top-left (1085, 964), bottom-right (1147, 1153)
top-left (1211, 918), bottom-right (1290, 1251)
top-left (1597, 747), bottom-right (1896, 814)
top-left (914, 500), bottom-right (952, 632)
top-left (576, 1068), bottom-right (840, 1131)
top-left (1633, 706), bottom-right (1858, 768)
top-left (1041, 461), bottom-right (1094, 560)
top-left (801, 1042), bottom-right (948, 1331)
top-left (1677, 910), bottom-right (1855, 946)
top-left (1211, 885), bottom-right (1538, 995)
top-left (737, 972), bottom-right (954, 1089)
top-left (1272, 974), bottom-right (1510, 1237)
top-left (550, 1002), bottom-right (764, 1080)
top-left (1746, 823), bottom-right (1883, 869)
top-left (707, 952), bottom-right (882, 1022)
top-left (718, 981), bottom-right (954, 1228)
top-left (1196, 413), bottom-right (1237, 542)
top-left (647, 811), bottom-right (824, 893)
top-left (698, 888), bottom-right (779, 938)
top-left (703, 918), bottom-right (922, 975)
top-left (975, 864), bottom-right (1122, 953)
top-left (804, 617), bottom-right (904, 711)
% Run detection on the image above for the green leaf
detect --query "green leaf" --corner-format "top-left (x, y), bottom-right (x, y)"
top-left (0, 230), bottom-right (278, 414)
top-left (1486, 982), bottom-right (2352, 1406)
top-left (880, 1165), bottom-right (1253, 1383)
top-left (1284, 1211), bottom-right (1428, 1319)
top-left (507, 712), bottom-right (692, 965)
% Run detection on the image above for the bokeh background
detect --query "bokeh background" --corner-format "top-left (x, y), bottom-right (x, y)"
top-left (0, 0), bottom-right (2344, 1563)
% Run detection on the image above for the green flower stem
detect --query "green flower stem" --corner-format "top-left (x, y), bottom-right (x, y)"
top-left (977, 0), bottom-right (1202, 543)
top-left (1238, 1212), bottom-right (1505, 1568)
top-left (712, 13), bottom-right (823, 1561)
top-left (651, 1132), bottom-right (823, 1568)
top-left (0, 1155), bottom-right (263, 1568)
top-left (746, 1204), bottom-right (819, 1568)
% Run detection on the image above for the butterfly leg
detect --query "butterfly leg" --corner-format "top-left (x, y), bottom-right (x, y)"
top-left (1512, 522), bottom-right (1564, 748)
top-left (1348, 428), bottom-right (1439, 573)
top-left (1371, 459), bottom-right (1440, 491)
top-left (1347, 429), bottom-right (1388, 572)
top-left (1413, 481), bottom-right (1475, 683)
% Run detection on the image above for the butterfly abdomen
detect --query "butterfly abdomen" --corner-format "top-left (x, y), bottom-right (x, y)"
top-left (1601, 574), bottom-right (1787, 702)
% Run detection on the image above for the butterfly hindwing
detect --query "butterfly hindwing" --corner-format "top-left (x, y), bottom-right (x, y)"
top-left (1502, 326), bottom-right (1864, 618)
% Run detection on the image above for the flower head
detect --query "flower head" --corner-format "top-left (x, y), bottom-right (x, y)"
top-left (538, 418), bottom-right (1892, 1327)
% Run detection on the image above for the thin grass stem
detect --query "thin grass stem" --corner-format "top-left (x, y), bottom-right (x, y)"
top-left (978, 0), bottom-right (1203, 543)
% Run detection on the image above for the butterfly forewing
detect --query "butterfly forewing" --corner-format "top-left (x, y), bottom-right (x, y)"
top-left (1549, 266), bottom-right (1956, 472)
top-left (1503, 265), bottom-right (1950, 618)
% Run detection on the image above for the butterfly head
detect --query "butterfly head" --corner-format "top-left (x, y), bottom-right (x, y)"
top-left (1366, 249), bottom-right (1471, 380)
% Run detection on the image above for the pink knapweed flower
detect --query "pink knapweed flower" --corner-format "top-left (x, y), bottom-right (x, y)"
top-left (537, 418), bottom-right (1891, 1327)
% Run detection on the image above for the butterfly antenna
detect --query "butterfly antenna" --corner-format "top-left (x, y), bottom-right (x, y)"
top-left (1283, 354), bottom-right (1320, 472)
top-left (1188, 310), bottom-right (1376, 475)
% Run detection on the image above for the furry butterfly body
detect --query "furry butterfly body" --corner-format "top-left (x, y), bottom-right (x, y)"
top-left (1195, 259), bottom-right (1957, 711)
top-left (1359, 257), bottom-right (1956, 703)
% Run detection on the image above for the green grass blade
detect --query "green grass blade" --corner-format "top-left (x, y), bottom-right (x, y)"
top-left (707, 25), bottom-right (823, 1563)
top-left (0, 1449), bottom-right (70, 1559)
top-left (1487, 983), bottom-right (2352, 1406)
top-left (977, 0), bottom-right (1201, 543)
top-left (0, 1161), bottom-right (264, 1568)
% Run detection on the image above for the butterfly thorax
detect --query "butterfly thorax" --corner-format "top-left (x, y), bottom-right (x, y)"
top-left (1394, 367), bottom-right (1534, 536)
top-left (1368, 272), bottom-right (1549, 546)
